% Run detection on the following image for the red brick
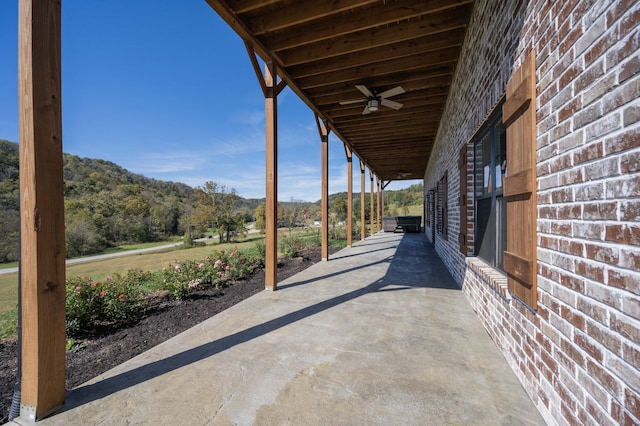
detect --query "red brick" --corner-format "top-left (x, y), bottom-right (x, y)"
top-left (608, 269), bottom-right (640, 295)
top-left (559, 239), bottom-right (584, 256)
top-left (573, 142), bottom-right (604, 164)
top-left (575, 60), bottom-right (605, 92)
top-left (561, 337), bottom-right (586, 366)
top-left (611, 312), bottom-right (640, 343)
top-left (620, 6), bottom-right (640, 40)
top-left (606, 175), bottom-right (640, 199)
top-left (623, 342), bottom-right (640, 369)
top-left (558, 204), bottom-right (582, 219)
top-left (585, 395), bottom-right (614, 426)
top-left (625, 387), bottom-right (640, 419)
top-left (586, 359), bottom-right (622, 397)
top-left (606, 0), bottom-right (638, 26)
top-left (577, 260), bottom-right (605, 282)
top-left (584, 27), bottom-right (618, 67)
top-left (620, 249), bottom-right (640, 270)
top-left (552, 220), bottom-right (573, 236)
top-left (606, 24), bottom-right (640, 67)
top-left (540, 346), bottom-right (559, 375)
top-left (586, 319), bottom-right (623, 355)
top-left (584, 242), bottom-right (620, 263)
top-left (602, 78), bottom-right (640, 114)
top-left (620, 54), bottom-right (640, 84)
top-left (560, 272), bottom-right (586, 293)
top-left (583, 201), bottom-right (618, 220)
top-left (621, 152), bottom-right (640, 173)
top-left (574, 222), bottom-right (604, 240)
top-left (574, 331), bottom-right (604, 362)
top-left (604, 127), bottom-right (640, 154)
top-left (552, 187), bottom-right (574, 203)
top-left (624, 103), bottom-right (640, 126)
top-left (621, 200), bottom-right (640, 221)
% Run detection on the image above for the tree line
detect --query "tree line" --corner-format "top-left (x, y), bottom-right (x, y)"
top-left (0, 139), bottom-right (424, 262)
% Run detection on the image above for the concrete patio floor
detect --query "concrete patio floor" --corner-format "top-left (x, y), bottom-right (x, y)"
top-left (11, 232), bottom-right (544, 425)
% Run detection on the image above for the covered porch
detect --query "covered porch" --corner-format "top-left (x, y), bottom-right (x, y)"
top-left (12, 233), bottom-right (543, 425)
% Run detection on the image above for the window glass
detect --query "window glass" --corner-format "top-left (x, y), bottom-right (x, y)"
top-left (474, 108), bottom-right (507, 270)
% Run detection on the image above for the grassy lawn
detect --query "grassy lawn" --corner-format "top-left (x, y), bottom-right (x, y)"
top-left (0, 228), bottom-right (350, 339)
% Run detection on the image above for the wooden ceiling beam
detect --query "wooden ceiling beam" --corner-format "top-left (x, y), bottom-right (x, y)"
top-left (275, 10), bottom-right (470, 65)
top-left (336, 113), bottom-right (443, 130)
top-left (247, 0), bottom-right (378, 35)
top-left (340, 122), bottom-right (441, 137)
top-left (288, 30), bottom-right (464, 79)
top-left (265, 0), bottom-right (471, 53)
top-left (352, 138), bottom-right (433, 148)
top-left (230, 0), bottom-right (281, 14)
top-left (298, 50), bottom-right (458, 90)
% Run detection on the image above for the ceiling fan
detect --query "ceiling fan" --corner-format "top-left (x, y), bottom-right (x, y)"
top-left (339, 85), bottom-right (405, 115)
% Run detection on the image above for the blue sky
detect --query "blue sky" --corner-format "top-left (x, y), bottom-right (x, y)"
top-left (0, 0), bottom-right (418, 201)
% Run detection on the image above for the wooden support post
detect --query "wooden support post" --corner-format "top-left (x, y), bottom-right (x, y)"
top-left (345, 145), bottom-right (353, 247)
top-left (360, 160), bottom-right (366, 240)
top-left (316, 114), bottom-right (330, 261)
top-left (376, 178), bottom-right (381, 233)
top-left (18, 0), bottom-right (66, 420)
top-left (264, 62), bottom-right (278, 290)
top-left (246, 44), bottom-right (286, 291)
top-left (381, 182), bottom-right (385, 231)
top-left (370, 172), bottom-right (375, 235)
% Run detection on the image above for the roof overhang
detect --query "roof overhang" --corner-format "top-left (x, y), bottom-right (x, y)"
top-left (205, 0), bottom-right (474, 181)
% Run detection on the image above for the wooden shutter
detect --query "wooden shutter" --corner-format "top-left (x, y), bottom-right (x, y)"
top-left (458, 146), bottom-right (468, 254)
top-left (503, 51), bottom-right (537, 309)
top-left (443, 171), bottom-right (448, 240)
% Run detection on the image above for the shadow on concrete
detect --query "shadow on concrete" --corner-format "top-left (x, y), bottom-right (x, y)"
top-left (60, 233), bottom-right (457, 412)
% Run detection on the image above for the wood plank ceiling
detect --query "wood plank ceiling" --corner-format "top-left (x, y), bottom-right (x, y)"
top-left (205, 0), bottom-right (474, 181)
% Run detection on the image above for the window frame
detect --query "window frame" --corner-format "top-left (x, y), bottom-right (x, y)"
top-left (473, 104), bottom-right (507, 270)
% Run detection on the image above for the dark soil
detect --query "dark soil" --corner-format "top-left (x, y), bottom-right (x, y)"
top-left (0, 247), bottom-right (336, 423)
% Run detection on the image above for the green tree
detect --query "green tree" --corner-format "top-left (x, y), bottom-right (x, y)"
top-left (254, 203), bottom-right (266, 232)
top-left (332, 195), bottom-right (347, 222)
top-left (192, 181), bottom-right (245, 243)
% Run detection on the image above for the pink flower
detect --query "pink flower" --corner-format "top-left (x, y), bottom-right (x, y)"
top-left (118, 293), bottom-right (124, 299)
top-left (75, 286), bottom-right (81, 292)
top-left (205, 256), bottom-right (211, 262)
top-left (93, 281), bottom-right (100, 287)
top-left (198, 262), bottom-right (205, 268)
top-left (100, 290), bottom-right (106, 296)
top-left (225, 265), bottom-right (230, 271)
top-left (214, 260), bottom-right (223, 268)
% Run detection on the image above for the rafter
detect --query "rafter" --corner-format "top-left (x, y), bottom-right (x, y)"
top-left (274, 11), bottom-right (470, 66)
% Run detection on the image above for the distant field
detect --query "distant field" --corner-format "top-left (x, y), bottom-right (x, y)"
top-left (385, 203), bottom-right (423, 221)
top-left (0, 227), bottom-right (345, 339)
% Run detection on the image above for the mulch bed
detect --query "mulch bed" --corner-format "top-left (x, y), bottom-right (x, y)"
top-left (0, 247), bottom-right (336, 423)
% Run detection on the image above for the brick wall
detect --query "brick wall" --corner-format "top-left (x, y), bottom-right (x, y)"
top-left (424, 0), bottom-right (640, 424)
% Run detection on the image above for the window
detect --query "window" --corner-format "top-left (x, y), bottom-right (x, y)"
top-left (437, 172), bottom-right (448, 239)
top-left (474, 108), bottom-right (506, 269)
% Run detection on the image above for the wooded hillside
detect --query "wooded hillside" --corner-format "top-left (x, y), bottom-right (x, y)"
top-left (0, 139), bottom-right (424, 262)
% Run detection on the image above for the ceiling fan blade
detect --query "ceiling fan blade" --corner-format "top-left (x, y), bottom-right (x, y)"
top-left (362, 105), bottom-right (371, 115)
top-left (381, 99), bottom-right (403, 110)
top-left (379, 86), bottom-right (405, 99)
top-left (339, 98), bottom-right (367, 105)
top-left (355, 85), bottom-right (374, 98)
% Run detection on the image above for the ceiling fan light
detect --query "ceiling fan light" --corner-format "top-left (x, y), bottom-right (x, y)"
top-left (367, 99), bottom-right (379, 111)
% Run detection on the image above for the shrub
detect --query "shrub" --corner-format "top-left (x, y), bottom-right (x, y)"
top-left (279, 234), bottom-right (306, 258)
top-left (254, 240), bottom-right (266, 265)
top-left (159, 248), bottom-right (261, 299)
top-left (66, 270), bottom-right (151, 337)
